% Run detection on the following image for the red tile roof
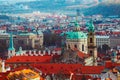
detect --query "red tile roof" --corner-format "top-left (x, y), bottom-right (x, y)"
top-left (13, 66), bottom-right (29, 71)
top-left (0, 71), bottom-right (10, 79)
top-left (31, 64), bottom-right (82, 74)
top-left (54, 48), bottom-right (61, 51)
top-left (112, 32), bottom-right (120, 35)
top-left (77, 51), bottom-right (88, 59)
top-left (81, 66), bottom-right (105, 74)
top-left (6, 56), bottom-right (53, 63)
top-left (105, 61), bottom-right (120, 69)
top-left (72, 75), bottom-right (93, 80)
top-left (54, 30), bottom-right (63, 34)
top-left (31, 64), bottom-right (105, 75)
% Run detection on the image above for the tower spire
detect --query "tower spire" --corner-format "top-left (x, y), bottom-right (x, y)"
top-left (74, 20), bottom-right (80, 31)
top-left (8, 33), bottom-right (15, 58)
top-left (8, 33), bottom-right (15, 51)
top-left (88, 20), bottom-right (95, 32)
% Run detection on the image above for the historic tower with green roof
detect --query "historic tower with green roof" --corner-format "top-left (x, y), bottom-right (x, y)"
top-left (8, 33), bottom-right (15, 58)
top-left (87, 20), bottom-right (97, 66)
top-left (66, 21), bottom-right (88, 54)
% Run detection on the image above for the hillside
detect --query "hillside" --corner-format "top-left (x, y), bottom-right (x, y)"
top-left (83, 3), bottom-right (120, 16)
top-left (0, 1), bottom-right (120, 17)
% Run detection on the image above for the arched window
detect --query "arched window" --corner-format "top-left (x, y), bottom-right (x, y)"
top-left (90, 50), bottom-right (93, 54)
top-left (82, 45), bottom-right (84, 51)
top-left (74, 44), bottom-right (77, 48)
top-left (68, 44), bottom-right (70, 49)
top-left (90, 38), bottom-right (93, 43)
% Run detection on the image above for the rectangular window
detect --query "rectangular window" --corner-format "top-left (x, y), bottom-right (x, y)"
top-left (90, 38), bottom-right (93, 43)
top-left (90, 50), bottom-right (93, 54)
top-left (74, 44), bottom-right (77, 48)
top-left (82, 45), bottom-right (84, 51)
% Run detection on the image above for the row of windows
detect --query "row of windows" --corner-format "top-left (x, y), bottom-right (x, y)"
top-left (96, 39), bottom-right (109, 41)
top-left (68, 44), bottom-right (85, 51)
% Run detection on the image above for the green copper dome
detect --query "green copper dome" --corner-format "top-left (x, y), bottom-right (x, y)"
top-left (66, 31), bottom-right (87, 39)
top-left (61, 20), bottom-right (87, 40)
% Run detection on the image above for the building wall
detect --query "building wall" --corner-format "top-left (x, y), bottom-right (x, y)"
top-left (0, 33), bottom-right (43, 50)
top-left (66, 38), bottom-right (88, 54)
top-left (110, 36), bottom-right (120, 48)
top-left (96, 36), bottom-right (110, 47)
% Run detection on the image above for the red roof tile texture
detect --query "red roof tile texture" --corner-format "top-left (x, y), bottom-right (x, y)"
top-left (6, 56), bottom-right (53, 63)
top-left (77, 51), bottom-right (89, 59)
top-left (105, 61), bottom-right (120, 69)
top-left (81, 66), bottom-right (105, 74)
top-left (32, 64), bottom-right (105, 74)
top-left (32, 64), bottom-right (82, 74)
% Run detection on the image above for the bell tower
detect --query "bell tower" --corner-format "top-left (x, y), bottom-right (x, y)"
top-left (87, 20), bottom-right (97, 66)
top-left (8, 33), bottom-right (15, 58)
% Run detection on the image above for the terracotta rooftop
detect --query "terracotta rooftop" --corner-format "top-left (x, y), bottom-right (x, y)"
top-left (31, 64), bottom-right (82, 74)
top-left (6, 56), bottom-right (53, 63)
top-left (77, 51), bottom-right (89, 59)
top-left (31, 64), bottom-right (105, 75)
top-left (105, 61), bottom-right (120, 69)
top-left (81, 66), bottom-right (105, 74)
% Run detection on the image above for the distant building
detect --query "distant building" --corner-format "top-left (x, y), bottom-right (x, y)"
top-left (110, 36), bottom-right (120, 48)
top-left (96, 35), bottom-right (110, 47)
top-left (14, 32), bottom-right (43, 49)
top-left (0, 32), bottom-right (43, 50)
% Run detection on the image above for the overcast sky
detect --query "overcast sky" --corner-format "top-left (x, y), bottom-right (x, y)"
top-left (0, 0), bottom-right (120, 4)
top-left (0, 0), bottom-right (36, 4)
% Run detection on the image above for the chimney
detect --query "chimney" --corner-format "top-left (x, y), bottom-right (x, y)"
top-left (29, 51), bottom-right (33, 56)
top-left (38, 51), bottom-right (41, 55)
top-left (43, 50), bottom-right (46, 55)
top-left (48, 50), bottom-right (51, 55)
top-left (29, 50), bottom-right (31, 54)
top-left (34, 51), bottom-right (36, 56)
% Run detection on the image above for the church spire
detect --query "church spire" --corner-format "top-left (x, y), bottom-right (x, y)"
top-left (75, 21), bottom-right (79, 28)
top-left (8, 33), bottom-right (15, 51)
top-left (74, 20), bottom-right (80, 31)
top-left (8, 33), bottom-right (15, 58)
top-left (88, 20), bottom-right (95, 32)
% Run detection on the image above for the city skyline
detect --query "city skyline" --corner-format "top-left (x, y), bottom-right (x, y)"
top-left (0, 0), bottom-right (119, 80)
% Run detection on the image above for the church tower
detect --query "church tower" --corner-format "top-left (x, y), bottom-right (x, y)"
top-left (87, 21), bottom-right (97, 66)
top-left (8, 33), bottom-right (15, 58)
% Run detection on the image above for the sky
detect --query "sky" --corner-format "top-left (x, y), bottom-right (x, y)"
top-left (0, 0), bottom-right (36, 4)
top-left (0, 0), bottom-right (35, 2)
top-left (104, 0), bottom-right (120, 4)
top-left (0, 0), bottom-right (120, 5)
